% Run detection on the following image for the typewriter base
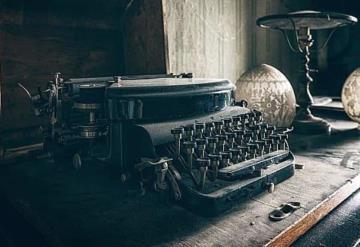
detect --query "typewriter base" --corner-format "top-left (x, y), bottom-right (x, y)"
top-left (179, 156), bottom-right (295, 216)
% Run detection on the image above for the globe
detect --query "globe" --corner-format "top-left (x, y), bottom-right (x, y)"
top-left (235, 64), bottom-right (296, 128)
top-left (342, 68), bottom-right (360, 128)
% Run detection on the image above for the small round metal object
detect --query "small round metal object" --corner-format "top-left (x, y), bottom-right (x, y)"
top-left (197, 158), bottom-right (210, 167)
top-left (195, 122), bottom-right (205, 130)
top-left (205, 122), bottom-right (215, 128)
top-left (216, 134), bottom-right (227, 141)
top-left (232, 115), bottom-right (241, 122)
top-left (295, 163), bottom-right (305, 169)
top-left (171, 127), bottom-right (184, 135)
top-left (195, 138), bottom-right (206, 146)
top-left (72, 152), bottom-right (82, 169)
top-left (120, 173), bottom-right (127, 183)
top-left (268, 182), bottom-right (275, 193)
top-left (208, 154), bottom-right (221, 161)
top-left (184, 124), bottom-right (195, 131)
top-left (183, 141), bottom-right (195, 148)
top-left (207, 137), bottom-right (218, 143)
top-left (219, 151), bottom-right (231, 159)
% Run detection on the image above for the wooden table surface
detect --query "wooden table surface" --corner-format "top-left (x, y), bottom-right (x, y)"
top-left (0, 120), bottom-right (359, 247)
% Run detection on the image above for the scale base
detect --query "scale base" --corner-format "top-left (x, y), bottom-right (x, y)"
top-left (293, 112), bottom-right (331, 135)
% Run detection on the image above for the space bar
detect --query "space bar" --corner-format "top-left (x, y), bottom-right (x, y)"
top-left (218, 150), bottom-right (290, 180)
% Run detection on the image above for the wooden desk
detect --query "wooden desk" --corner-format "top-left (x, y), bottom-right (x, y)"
top-left (0, 120), bottom-right (359, 247)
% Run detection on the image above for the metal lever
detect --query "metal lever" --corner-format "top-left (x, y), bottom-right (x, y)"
top-left (135, 157), bottom-right (172, 191)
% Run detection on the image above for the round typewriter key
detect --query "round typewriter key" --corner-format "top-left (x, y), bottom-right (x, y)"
top-left (223, 118), bottom-right (232, 124)
top-left (225, 132), bottom-right (235, 138)
top-left (206, 122), bottom-right (215, 128)
top-left (183, 141), bottom-right (196, 149)
top-left (247, 143), bottom-right (259, 149)
top-left (195, 138), bottom-right (206, 146)
top-left (214, 120), bottom-right (224, 126)
top-left (229, 148), bottom-right (241, 163)
top-left (183, 141), bottom-right (195, 170)
top-left (195, 122), bottom-right (205, 129)
top-left (219, 152), bottom-right (231, 162)
top-left (232, 115), bottom-right (241, 122)
top-left (260, 123), bottom-right (268, 129)
top-left (184, 124), bottom-right (195, 131)
top-left (229, 148), bottom-right (240, 155)
top-left (208, 154), bottom-right (221, 161)
top-left (219, 151), bottom-right (231, 167)
top-left (216, 134), bottom-right (227, 141)
top-left (207, 137), bottom-right (218, 143)
top-left (196, 158), bottom-right (210, 167)
top-left (253, 110), bottom-right (262, 117)
top-left (223, 118), bottom-right (232, 129)
top-left (270, 134), bottom-right (281, 140)
top-left (171, 127), bottom-right (184, 134)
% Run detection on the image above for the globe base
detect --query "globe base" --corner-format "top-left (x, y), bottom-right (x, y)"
top-left (293, 111), bottom-right (331, 135)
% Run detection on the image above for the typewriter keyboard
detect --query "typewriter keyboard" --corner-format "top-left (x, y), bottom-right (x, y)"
top-left (169, 109), bottom-right (294, 200)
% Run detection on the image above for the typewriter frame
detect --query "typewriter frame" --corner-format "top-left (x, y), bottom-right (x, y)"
top-left (20, 73), bottom-right (296, 216)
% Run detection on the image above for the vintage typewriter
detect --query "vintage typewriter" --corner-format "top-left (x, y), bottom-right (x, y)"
top-left (20, 73), bottom-right (295, 215)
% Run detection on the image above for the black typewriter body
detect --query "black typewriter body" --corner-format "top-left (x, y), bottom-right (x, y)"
top-left (20, 73), bottom-right (295, 216)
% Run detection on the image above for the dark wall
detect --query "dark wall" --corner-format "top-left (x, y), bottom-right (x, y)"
top-left (0, 0), bottom-right (166, 132)
top-left (0, 0), bottom-right (126, 130)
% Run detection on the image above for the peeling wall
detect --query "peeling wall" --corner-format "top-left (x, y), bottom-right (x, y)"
top-left (163, 0), bottom-right (295, 85)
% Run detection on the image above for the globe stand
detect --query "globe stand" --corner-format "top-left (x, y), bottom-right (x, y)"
top-left (257, 11), bottom-right (357, 134)
top-left (292, 27), bottom-right (331, 134)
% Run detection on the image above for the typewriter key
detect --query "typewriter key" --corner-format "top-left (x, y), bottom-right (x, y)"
top-left (278, 134), bottom-right (289, 149)
top-left (208, 154), bottom-right (220, 181)
top-left (184, 124), bottom-right (195, 140)
top-left (225, 132), bottom-right (236, 148)
top-left (223, 118), bottom-right (232, 131)
top-left (219, 151), bottom-right (231, 167)
top-left (183, 141), bottom-right (196, 170)
top-left (253, 110), bottom-right (262, 123)
top-left (195, 138), bottom-right (207, 158)
top-left (247, 143), bottom-right (259, 159)
top-left (171, 127), bottom-right (184, 156)
top-left (205, 122), bottom-right (215, 136)
top-left (255, 140), bottom-right (265, 156)
top-left (213, 120), bottom-right (224, 134)
top-left (216, 134), bottom-right (227, 152)
top-left (269, 134), bottom-right (281, 151)
top-left (266, 126), bottom-right (276, 138)
top-left (207, 137), bottom-right (218, 154)
top-left (229, 148), bottom-right (241, 163)
top-left (263, 138), bottom-right (274, 153)
top-left (238, 146), bottom-right (250, 161)
top-left (195, 122), bottom-right (205, 138)
top-left (196, 158), bottom-right (210, 191)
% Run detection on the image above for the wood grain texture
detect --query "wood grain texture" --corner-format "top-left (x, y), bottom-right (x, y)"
top-left (266, 173), bottom-right (360, 247)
